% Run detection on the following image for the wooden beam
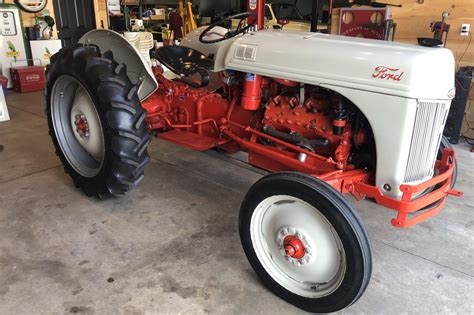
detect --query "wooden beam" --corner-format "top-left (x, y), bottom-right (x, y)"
top-left (94, 0), bottom-right (110, 29)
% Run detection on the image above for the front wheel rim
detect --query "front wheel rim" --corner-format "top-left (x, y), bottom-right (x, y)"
top-left (50, 75), bottom-right (105, 178)
top-left (250, 195), bottom-right (346, 298)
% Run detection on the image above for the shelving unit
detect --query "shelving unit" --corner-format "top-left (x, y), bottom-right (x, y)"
top-left (119, 0), bottom-right (199, 32)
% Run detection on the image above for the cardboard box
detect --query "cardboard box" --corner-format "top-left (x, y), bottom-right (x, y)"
top-left (150, 14), bottom-right (166, 21)
top-left (121, 0), bottom-right (139, 4)
top-left (153, 8), bottom-right (165, 15)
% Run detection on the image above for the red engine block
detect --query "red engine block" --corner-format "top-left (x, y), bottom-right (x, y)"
top-left (143, 69), bottom-right (356, 171)
top-left (262, 94), bottom-right (353, 164)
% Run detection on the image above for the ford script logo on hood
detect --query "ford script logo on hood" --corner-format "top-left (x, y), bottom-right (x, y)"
top-left (372, 66), bottom-right (404, 81)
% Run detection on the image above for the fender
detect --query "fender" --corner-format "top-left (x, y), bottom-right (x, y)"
top-left (78, 29), bottom-right (158, 101)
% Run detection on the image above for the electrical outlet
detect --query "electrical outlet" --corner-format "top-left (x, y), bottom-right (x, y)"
top-left (460, 24), bottom-right (470, 36)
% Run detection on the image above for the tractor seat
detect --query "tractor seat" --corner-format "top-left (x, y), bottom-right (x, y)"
top-left (155, 46), bottom-right (214, 77)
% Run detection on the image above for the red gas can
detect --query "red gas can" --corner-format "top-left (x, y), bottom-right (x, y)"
top-left (10, 66), bottom-right (46, 93)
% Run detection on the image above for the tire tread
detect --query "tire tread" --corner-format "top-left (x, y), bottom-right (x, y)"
top-left (45, 44), bottom-right (151, 199)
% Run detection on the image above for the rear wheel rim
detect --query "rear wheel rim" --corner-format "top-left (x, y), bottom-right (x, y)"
top-left (51, 75), bottom-right (105, 178)
top-left (250, 195), bottom-right (346, 298)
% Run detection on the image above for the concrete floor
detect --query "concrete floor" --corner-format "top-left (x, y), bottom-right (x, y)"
top-left (0, 90), bottom-right (473, 314)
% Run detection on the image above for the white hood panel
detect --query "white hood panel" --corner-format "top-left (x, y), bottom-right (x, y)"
top-left (224, 30), bottom-right (455, 100)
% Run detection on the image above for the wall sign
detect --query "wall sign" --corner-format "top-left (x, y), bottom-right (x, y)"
top-left (249, 0), bottom-right (257, 10)
top-left (14, 0), bottom-right (48, 13)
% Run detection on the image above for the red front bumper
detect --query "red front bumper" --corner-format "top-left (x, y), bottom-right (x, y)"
top-left (353, 149), bottom-right (463, 228)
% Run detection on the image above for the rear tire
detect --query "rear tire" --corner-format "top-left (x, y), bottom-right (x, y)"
top-left (239, 172), bottom-right (372, 313)
top-left (45, 45), bottom-right (151, 198)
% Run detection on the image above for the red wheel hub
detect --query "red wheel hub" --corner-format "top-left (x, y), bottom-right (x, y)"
top-left (74, 115), bottom-right (89, 138)
top-left (283, 235), bottom-right (305, 259)
top-left (77, 119), bottom-right (87, 134)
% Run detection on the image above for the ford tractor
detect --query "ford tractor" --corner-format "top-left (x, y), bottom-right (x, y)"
top-left (45, 1), bottom-right (461, 312)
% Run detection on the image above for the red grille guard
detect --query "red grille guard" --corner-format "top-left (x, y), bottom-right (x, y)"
top-left (353, 149), bottom-right (463, 228)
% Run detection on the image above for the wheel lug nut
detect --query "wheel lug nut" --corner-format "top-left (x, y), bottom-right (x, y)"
top-left (285, 245), bottom-right (296, 257)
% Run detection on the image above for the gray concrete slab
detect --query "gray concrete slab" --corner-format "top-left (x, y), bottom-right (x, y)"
top-left (0, 106), bottom-right (60, 183)
top-left (0, 94), bottom-right (473, 314)
top-left (5, 91), bottom-right (46, 118)
top-left (150, 140), bottom-right (474, 276)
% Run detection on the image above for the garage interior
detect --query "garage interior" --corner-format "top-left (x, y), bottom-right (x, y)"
top-left (0, 0), bottom-right (473, 314)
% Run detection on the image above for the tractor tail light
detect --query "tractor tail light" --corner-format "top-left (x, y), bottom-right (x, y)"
top-left (242, 73), bottom-right (263, 111)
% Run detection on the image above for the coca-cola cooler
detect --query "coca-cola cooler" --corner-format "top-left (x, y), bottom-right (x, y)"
top-left (10, 65), bottom-right (45, 93)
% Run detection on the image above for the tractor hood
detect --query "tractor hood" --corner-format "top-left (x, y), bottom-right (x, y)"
top-left (224, 30), bottom-right (455, 100)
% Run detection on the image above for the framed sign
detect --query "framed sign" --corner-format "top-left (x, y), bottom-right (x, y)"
top-left (0, 87), bottom-right (10, 122)
top-left (14, 0), bottom-right (48, 13)
top-left (108, 0), bottom-right (121, 15)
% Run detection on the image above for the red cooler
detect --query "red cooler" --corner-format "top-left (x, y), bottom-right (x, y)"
top-left (10, 66), bottom-right (45, 93)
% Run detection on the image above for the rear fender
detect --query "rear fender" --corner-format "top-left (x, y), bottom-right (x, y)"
top-left (78, 29), bottom-right (158, 101)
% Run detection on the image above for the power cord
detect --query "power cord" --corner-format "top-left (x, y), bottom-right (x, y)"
top-left (456, 31), bottom-right (471, 70)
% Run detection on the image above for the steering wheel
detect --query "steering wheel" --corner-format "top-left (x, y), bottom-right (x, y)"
top-left (199, 12), bottom-right (257, 44)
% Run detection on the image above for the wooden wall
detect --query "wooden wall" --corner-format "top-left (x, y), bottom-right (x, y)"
top-left (4, 0), bottom-right (57, 37)
top-left (332, 0), bottom-right (474, 139)
top-left (385, 0), bottom-right (473, 69)
top-left (4, 0), bottom-right (109, 38)
top-left (3, 0), bottom-right (109, 33)
top-left (94, 0), bottom-right (109, 29)
top-left (386, 0), bottom-right (474, 139)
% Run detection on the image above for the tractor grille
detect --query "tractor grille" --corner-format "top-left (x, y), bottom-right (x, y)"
top-left (404, 101), bottom-right (449, 183)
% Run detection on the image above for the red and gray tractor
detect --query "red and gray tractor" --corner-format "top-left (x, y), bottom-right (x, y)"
top-left (44, 1), bottom-right (461, 312)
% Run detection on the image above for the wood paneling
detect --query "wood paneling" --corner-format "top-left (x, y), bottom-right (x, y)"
top-left (4, 1), bottom-right (108, 33)
top-left (331, 0), bottom-right (474, 138)
top-left (4, 0), bottom-right (58, 37)
top-left (94, 0), bottom-right (109, 29)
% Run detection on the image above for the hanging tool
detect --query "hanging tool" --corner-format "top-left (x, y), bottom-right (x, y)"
top-left (186, 1), bottom-right (197, 31)
top-left (178, 0), bottom-right (197, 36)
top-left (431, 11), bottom-right (450, 47)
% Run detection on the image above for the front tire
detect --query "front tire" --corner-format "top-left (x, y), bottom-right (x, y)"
top-left (46, 45), bottom-right (151, 198)
top-left (239, 172), bottom-right (372, 313)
